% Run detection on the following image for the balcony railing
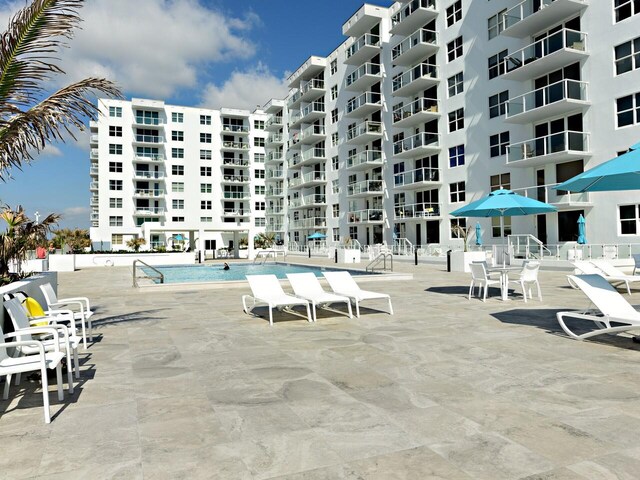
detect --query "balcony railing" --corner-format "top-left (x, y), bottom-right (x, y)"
top-left (504, 0), bottom-right (588, 36)
top-left (394, 167), bottom-right (441, 187)
top-left (301, 78), bottom-right (325, 95)
top-left (391, 0), bottom-right (437, 30)
top-left (507, 130), bottom-right (590, 165)
top-left (222, 174), bottom-right (250, 183)
top-left (222, 208), bottom-right (250, 216)
top-left (134, 207), bottom-right (165, 215)
top-left (222, 124), bottom-right (249, 133)
top-left (90, 149), bottom-right (99, 159)
top-left (222, 141), bottom-right (249, 150)
top-left (135, 153), bottom-right (165, 162)
top-left (134, 116), bottom-right (164, 126)
top-left (134, 189), bottom-right (165, 197)
top-left (392, 28), bottom-right (438, 62)
top-left (346, 121), bottom-right (382, 142)
top-left (267, 133), bottom-right (283, 143)
top-left (394, 203), bottom-right (441, 219)
top-left (346, 150), bottom-right (383, 169)
top-left (223, 191), bottom-right (249, 199)
top-left (135, 135), bottom-right (163, 144)
top-left (266, 116), bottom-right (283, 128)
top-left (90, 166), bottom-right (99, 175)
top-left (89, 181), bottom-right (99, 190)
top-left (291, 217), bottom-right (327, 229)
top-left (90, 134), bottom-right (98, 143)
top-left (299, 124), bottom-right (325, 142)
top-left (393, 98), bottom-right (439, 124)
top-left (512, 181), bottom-right (591, 207)
top-left (301, 147), bottom-right (325, 162)
top-left (348, 180), bottom-right (384, 196)
top-left (347, 209), bottom-right (384, 223)
top-left (346, 91), bottom-right (381, 115)
top-left (392, 63), bottom-right (438, 94)
top-left (134, 170), bottom-right (165, 179)
top-left (287, 90), bottom-right (303, 108)
top-left (289, 194), bottom-right (326, 208)
top-left (288, 153), bottom-right (301, 168)
top-left (346, 63), bottom-right (382, 89)
top-left (267, 151), bottom-right (283, 162)
top-left (346, 33), bottom-right (380, 60)
top-left (266, 188), bottom-right (284, 197)
top-left (266, 223), bottom-right (284, 232)
top-left (267, 170), bottom-right (284, 179)
top-left (222, 158), bottom-right (249, 166)
top-left (300, 101), bottom-right (325, 119)
top-left (289, 171), bottom-right (326, 188)
top-left (393, 132), bottom-right (440, 155)
top-left (506, 79), bottom-right (588, 121)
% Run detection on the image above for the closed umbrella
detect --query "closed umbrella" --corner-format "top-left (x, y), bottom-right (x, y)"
top-left (577, 214), bottom-right (587, 244)
top-left (475, 222), bottom-right (483, 246)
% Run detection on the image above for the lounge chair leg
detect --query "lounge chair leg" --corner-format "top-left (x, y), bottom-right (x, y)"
top-left (66, 349), bottom-right (74, 395)
top-left (15, 372), bottom-right (21, 386)
top-left (56, 364), bottom-right (64, 402)
top-left (41, 366), bottom-right (51, 424)
top-left (468, 281), bottom-right (474, 300)
top-left (346, 301), bottom-right (353, 319)
top-left (268, 307), bottom-right (274, 326)
top-left (73, 349), bottom-right (80, 379)
top-left (355, 300), bottom-right (360, 318)
top-left (522, 281), bottom-right (528, 303)
top-left (3, 374), bottom-right (11, 399)
top-left (482, 285), bottom-right (487, 302)
top-left (388, 298), bottom-right (394, 315)
top-left (536, 282), bottom-right (542, 301)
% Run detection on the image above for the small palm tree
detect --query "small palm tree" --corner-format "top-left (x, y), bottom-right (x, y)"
top-left (126, 237), bottom-right (146, 252)
top-left (52, 227), bottom-right (89, 253)
top-left (0, 0), bottom-right (121, 176)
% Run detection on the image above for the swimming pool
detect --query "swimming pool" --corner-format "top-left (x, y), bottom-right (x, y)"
top-left (141, 262), bottom-right (375, 284)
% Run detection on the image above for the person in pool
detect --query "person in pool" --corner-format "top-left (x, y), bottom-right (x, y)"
top-left (223, 262), bottom-right (230, 270)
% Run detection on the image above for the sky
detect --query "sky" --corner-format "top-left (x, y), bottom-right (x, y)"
top-left (0, 0), bottom-right (394, 229)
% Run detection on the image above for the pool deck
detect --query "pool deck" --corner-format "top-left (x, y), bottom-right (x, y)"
top-left (2, 259), bottom-right (640, 479)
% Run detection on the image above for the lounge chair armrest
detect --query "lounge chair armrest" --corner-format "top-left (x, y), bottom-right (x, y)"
top-left (0, 340), bottom-right (46, 356)
top-left (58, 296), bottom-right (91, 310)
top-left (4, 327), bottom-right (61, 351)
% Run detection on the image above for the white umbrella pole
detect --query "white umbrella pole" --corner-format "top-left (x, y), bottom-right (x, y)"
top-left (501, 215), bottom-right (506, 267)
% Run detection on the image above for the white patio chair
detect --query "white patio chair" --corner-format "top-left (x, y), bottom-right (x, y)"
top-left (322, 271), bottom-right (393, 317)
top-left (0, 323), bottom-right (65, 423)
top-left (40, 283), bottom-right (93, 349)
top-left (286, 272), bottom-right (352, 321)
top-left (468, 261), bottom-right (501, 302)
top-left (557, 274), bottom-right (640, 341)
top-left (4, 297), bottom-right (79, 384)
top-left (632, 253), bottom-right (640, 275)
top-left (507, 261), bottom-right (541, 302)
top-left (242, 274), bottom-right (312, 326)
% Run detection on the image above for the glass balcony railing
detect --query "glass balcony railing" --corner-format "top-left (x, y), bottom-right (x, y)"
top-left (134, 189), bottom-right (165, 197)
top-left (223, 191), bottom-right (249, 199)
top-left (266, 116), bottom-right (283, 128)
top-left (222, 158), bottom-right (249, 166)
top-left (346, 33), bottom-right (380, 60)
top-left (135, 153), bottom-right (165, 162)
top-left (393, 132), bottom-right (440, 155)
top-left (267, 170), bottom-right (284, 179)
top-left (507, 130), bottom-right (589, 164)
top-left (393, 98), bottom-right (439, 124)
top-left (346, 63), bottom-right (382, 88)
top-left (393, 167), bottom-right (441, 186)
top-left (392, 28), bottom-right (438, 61)
top-left (222, 141), bottom-right (249, 150)
top-left (134, 116), bottom-right (163, 126)
top-left (266, 188), bottom-right (284, 197)
top-left (347, 209), bottom-right (384, 223)
top-left (289, 194), bottom-right (326, 208)
top-left (222, 174), bottom-right (250, 183)
top-left (267, 151), bottom-right (283, 162)
top-left (222, 208), bottom-right (250, 216)
top-left (506, 79), bottom-right (588, 119)
top-left (290, 217), bottom-right (327, 229)
top-left (394, 203), bottom-right (441, 219)
top-left (267, 133), bottom-right (283, 143)
top-left (301, 78), bottom-right (325, 94)
top-left (391, 0), bottom-right (437, 28)
top-left (289, 171), bottom-right (326, 188)
top-left (135, 135), bottom-right (163, 143)
top-left (346, 150), bottom-right (383, 169)
top-left (504, 0), bottom-right (588, 31)
top-left (301, 147), bottom-right (325, 162)
top-left (392, 63), bottom-right (438, 93)
top-left (299, 124), bottom-right (325, 141)
top-left (287, 90), bottom-right (302, 108)
top-left (135, 207), bottom-right (165, 215)
top-left (346, 121), bottom-right (382, 142)
top-left (134, 170), bottom-right (165, 179)
top-left (348, 180), bottom-right (384, 196)
top-left (346, 91), bottom-right (381, 115)
top-left (301, 101), bottom-right (325, 118)
top-left (222, 124), bottom-right (249, 133)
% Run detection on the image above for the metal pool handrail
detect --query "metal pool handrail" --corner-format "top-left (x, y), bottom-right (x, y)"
top-left (133, 259), bottom-right (164, 287)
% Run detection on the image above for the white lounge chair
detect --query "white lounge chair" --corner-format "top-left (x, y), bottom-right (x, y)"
top-left (469, 261), bottom-right (501, 302)
top-left (286, 272), bottom-right (352, 321)
top-left (242, 274), bottom-right (312, 326)
top-left (40, 283), bottom-right (93, 349)
top-left (0, 323), bottom-right (65, 423)
top-left (573, 261), bottom-right (639, 295)
top-left (322, 271), bottom-right (393, 317)
top-left (557, 274), bottom-right (640, 341)
top-left (508, 261), bottom-right (542, 302)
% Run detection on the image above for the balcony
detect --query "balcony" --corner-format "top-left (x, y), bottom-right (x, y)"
top-left (346, 121), bottom-right (383, 144)
top-left (393, 167), bottom-right (441, 189)
top-left (390, 0), bottom-right (438, 36)
top-left (506, 79), bottom-right (589, 124)
top-left (512, 182), bottom-right (592, 210)
top-left (90, 134), bottom-right (98, 145)
top-left (348, 180), bottom-right (384, 198)
top-left (134, 207), bottom-right (165, 216)
top-left (503, 0), bottom-right (589, 38)
top-left (291, 217), bottom-right (327, 230)
top-left (89, 181), bottom-right (99, 191)
top-left (288, 56), bottom-right (327, 89)
top-left (221, 174), bottom-right (250, 184)
top-left (392, 63), bottom-right (439, 98)
top-left (392, 29), bottom-right (438, 67)
top-left (287, 90), bottom-right (303, 109)
top-left (222, 124), bottom-right (249, 135)
top-left (133, 134), bottom-right (163, 145)
top-left (90, 197), bottom-right (99, 206)
top-left (346, 150), bottom-right (384, 171)
top-left (266, 223), bottom-right (284, 232)
top-left (266, 188), bottom-right (284, 198)
top-left (299, 101), bottom-right (325, 124)
top-left (347, 209), bottom-right (384, 224)
top-left (289, 194), bottom-right (327, 209)
top-left (266, 151), bottom-right (283, 163)
top-left (134, 170), bottom-right (165, 180)
top-left (263, 98), bottom-right (285, 114)
top-left (288, 153), bottom-right (302, 169)
top-left (90, 166), bottom-right (99, 176)
top-left (393, 98), bottom-right (440, 128)
top-left (289, 171), bottom-right (326, 189)
top-left (135, 154), bottom-right (165, 163)
top-left (342, 3), bottom-right (388, 37)
top-left (266, 206), bottom-right (285, 215)
top-left (90, 149), bottom-right (99, 160)
top-left (299, 124), bottom-right (326, 144)
top-left (221, 141), bottom-right (249, 151)
top-left (300, 147), bottom-right (325, 166)
top-left (345, 63), bottom-right (382, 92)
top-left (507, 130), bottom-right (590, 168)
top-left (265, 116), bottom-right (283, 131)
top-left (223, 191), bottom-right (250, 200)
top-left (345, 91), bottom-right (381, 118)
top-left (345, 33), bottom-right (381, 66)
top-left (288, 111), bottom-right (302, 129)
top-left (299, 78), bottom-right (325, 103)
top-left (394, 203), bottom-right (441, 220)
top-left (90, 212), bottom-right (99, 222)
top-left (133, 116), bottom-right (164, 127)
top-left (267, 133), bottom-right (284, 145)
top-left (222, 158), bottom-right (249, 167)
top-left (267, 170), bottom-right (284, 180)
top-left (222, 208), bottom-right (251, 218)
top-left (133, 189), bottom-right (165, 198)
top-left (393, 132), bottom-right (440, 158)
top-left (502, 28), bottom-right (588, 81)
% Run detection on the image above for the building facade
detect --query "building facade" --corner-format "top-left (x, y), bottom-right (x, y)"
top-left (92, 1), bottom-right (640, 252)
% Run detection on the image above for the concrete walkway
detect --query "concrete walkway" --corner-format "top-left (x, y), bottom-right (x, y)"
top-left (2, 260), bottom-right (640, 479)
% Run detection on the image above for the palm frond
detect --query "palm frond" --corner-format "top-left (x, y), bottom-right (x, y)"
top-left (0, 76), bottom-right (121, 176)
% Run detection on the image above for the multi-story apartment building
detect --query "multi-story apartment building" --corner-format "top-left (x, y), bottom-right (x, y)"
top-left (89, 98), bottom-right (268, 254)
top-left (92, 1), bottom-right (640, 252)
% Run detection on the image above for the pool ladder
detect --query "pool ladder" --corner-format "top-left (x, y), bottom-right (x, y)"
top-left (253, 250), bottom-right (279, 265)
top-left (133, 259), bottom-right (165, 287)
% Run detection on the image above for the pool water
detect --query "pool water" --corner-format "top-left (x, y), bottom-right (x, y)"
top-left (142, 262), bottom-right (373, 284)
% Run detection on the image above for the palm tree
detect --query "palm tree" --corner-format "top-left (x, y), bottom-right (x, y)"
top-left (51, 227), bottom-right (89, 252)
top-left (0, 0), bottom-right (121, 176)
top-left (0, 205), bottom-right (59, 282)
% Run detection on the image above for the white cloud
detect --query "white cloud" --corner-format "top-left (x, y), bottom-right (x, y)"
top-left (60, 206), bottom-right (91, 229)
top-left (200, 64), bottom-right (289, 110)
top-left (41, 144), bottom-right (63, 157)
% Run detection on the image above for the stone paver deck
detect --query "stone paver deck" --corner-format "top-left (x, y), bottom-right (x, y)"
top-left (2, 259), bottom-right (640, 479)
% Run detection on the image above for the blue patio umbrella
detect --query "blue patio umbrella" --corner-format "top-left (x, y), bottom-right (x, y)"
top-left (554, 141), bottom-right (640, 192)
top-left (475, 222), bottom-right (483, 246)
top-left (172, 234), bottom-right (185, 241)
top-left (577, 214), bottom-right (587, 244)
top-left (307, 232), bottom-right (326, 240)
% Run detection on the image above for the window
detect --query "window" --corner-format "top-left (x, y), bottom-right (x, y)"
top-left (330, 59), bottom-right (337, 75)
top-left (332, 155), bottom-right (339, 170)
top-left (489, 90), bottom-right (509, 118)
top-left (615, 0), bottom-right (640, 22)
top-left (108, 161), bottom-right (122, 173)
top-left (332, 179), bottom-right (339, 194)
top-left (448, 108), bottom-right (464, 132)
top-left (332, 132), bottom-right (339, 147)
top-left (255, 218), bottom-right (266, 227)
top-left (109, 180), bottom-right (122, 191)
top-left (254, 137), bottom-right (265, 147)
top-left (111, 234), bottom-right (123, 245)
top-left (200, 133), bottom-right (212, 143)
top-left (172, 165), bottom-right (184, 176)
top-left (331, 108), bottom-right (338, 124)
top-left (201, 200), bottom-right (212, 210)
top-left (200, 115), bottom-right (211, 125)
top-left (200, 166), bottom-right (212, 176)
top-left (254, 169), bottom-right (265, 179)
top-left (447, 36), bottom-right (463, 62)
top-left (254, 120), bottom-right (265, 130)
top-left (450, 218), bottom-right (467, 238)
top-left (449, 145), bottom-right (465, 167)
top-left (616, 92), bottom-right (640, 127)
top-left (620, 204), bottom-right (640, 234)
top-left (172, 112), bottom-right (184, 123)
top-left (488, 50), bottom-right (508, 79)
top-left (333, 204), bottom-right (339, 217)
top-left (171, 130), bottom-right (184, 141)
top-left (492, 216), bottom-right (512, 237)
top-left (109, 198), bottom-right (122, 208)
top-left (449, 181), bottom-right (465, 203)
top-left (447, 72), bottom-right (464, 97)
top-left (254, 153), bottom-right (265, 163)
top-left (109, 144), bottom-right (122, 155)
top-left (255, 185), bottom-right (265, 195)
top-left (331, 85), bottom-right (338, 100)
top-left (487, 9), bottom-right (506, 39)
top-left (200, 149), bottom-right (212, 160)
top-left (255, 201), bottom-right (265, 211)
top-left (109, 216), bottom-right (123, 227)
top-left (199, 217), bottom-right (212, 223)
top-left (109, 126), bottom-right (122, 137)
top-left (201, 183), bottom-right (212, 193)
top-left (172, 217), bottom-right (185, 222)
top-left (490, 131), bottom-right (510, 157)
top-left (171, 148), bottom-right (184, 159)
top-left (446, 0), bottom-right (462, 26)
top-left (109, 106), bottom-right (122, 118)
top-left (614, 37), bottom-right (640, 75)
top-left (172, 182), bottom-right (184, 192)
top-left (333, 228), bottom-right (339, 242)
top-left (490, 173), bottom-right (511, 191)
top-left (172, 199), bottom-right (184, 210)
